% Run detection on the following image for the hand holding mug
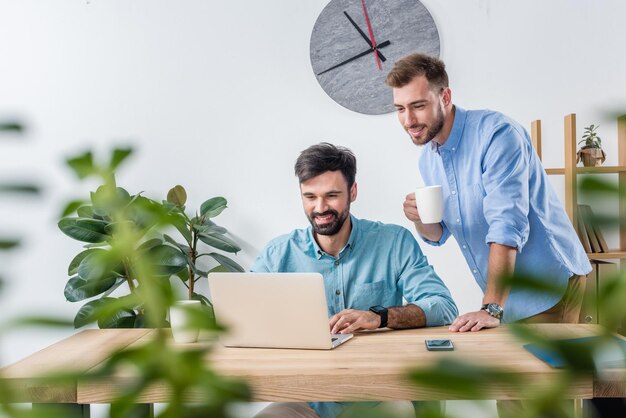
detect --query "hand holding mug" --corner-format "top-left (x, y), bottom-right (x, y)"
top-left (413, 185), bottom-right (443, 224)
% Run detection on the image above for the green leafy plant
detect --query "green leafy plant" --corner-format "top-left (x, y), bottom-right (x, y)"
top-left (58, 148), bottom-right (243, 329)
top-left (579, 124), bottom-right (602, 149)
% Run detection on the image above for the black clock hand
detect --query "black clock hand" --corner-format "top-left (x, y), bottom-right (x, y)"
top-left (317, 40), bottom-right (390, 76)
top-left (343, 11), bottom-right (386, 62)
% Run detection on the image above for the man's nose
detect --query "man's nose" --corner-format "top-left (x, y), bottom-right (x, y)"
top-left (314, 198), bottom-right (329, 213)
top-left (404, 111), bottom-right (417, 127)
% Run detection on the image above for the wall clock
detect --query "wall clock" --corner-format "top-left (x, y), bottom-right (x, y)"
top-left (310, 0), bottom-right (440, 115)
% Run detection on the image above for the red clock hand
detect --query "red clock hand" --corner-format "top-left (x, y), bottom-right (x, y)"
top-left (360, 0), bottom-right (382, 70)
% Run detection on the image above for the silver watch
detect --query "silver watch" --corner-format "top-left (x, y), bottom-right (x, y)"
top-left (480, 303), bottom-right (503, 320)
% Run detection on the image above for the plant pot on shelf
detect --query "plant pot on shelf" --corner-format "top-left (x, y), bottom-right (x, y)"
top-left (577, 147), bottom-right (606, 167)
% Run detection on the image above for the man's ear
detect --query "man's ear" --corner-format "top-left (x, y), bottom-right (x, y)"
top-left (350, 182), bottom-right (358, 202)
top-left (441, 87), bottom-right (452, 107)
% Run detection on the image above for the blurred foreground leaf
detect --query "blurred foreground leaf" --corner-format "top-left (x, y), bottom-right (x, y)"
top-left (0, 183), bottom-right (41, 194)
top-left (0, 239), bottom-right (20, 250)
top-left (0, 122), bottom-right (23, 133)
top-left (408, 358), bottom-right (522, 399)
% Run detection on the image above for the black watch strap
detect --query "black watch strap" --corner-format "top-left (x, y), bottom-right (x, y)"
top-left (369, 305), bottom-right (388, 328)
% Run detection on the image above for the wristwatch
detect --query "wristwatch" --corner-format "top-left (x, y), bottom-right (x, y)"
top-left (480, 303), bottom-right (504, 320)
top-left (369, 305), bottom-right (388, 328)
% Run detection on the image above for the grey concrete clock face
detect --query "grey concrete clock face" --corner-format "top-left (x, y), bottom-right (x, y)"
top-left (310, 0), bottom-right (440, 115)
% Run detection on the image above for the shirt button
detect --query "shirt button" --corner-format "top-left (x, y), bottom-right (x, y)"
top-left (456, 219), bottom-right (461, 223)
top-left (462, 245), bottom-right (467, 249)
top-left (335, 290), bottom-right (341, 295)
top-left (334, 261), bottom-right (340, 266)
top-left (451, 190), bottom-right (456, 195)
top-left (452, 147), bottom-right (456, 151)
top-left (473, 269), bottom-right (478, 274)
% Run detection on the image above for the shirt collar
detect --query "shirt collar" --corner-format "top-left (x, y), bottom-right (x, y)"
top-left (429, 105), bottom-right (467, 154)
top-left (308, 214), bottom-right (359, 259)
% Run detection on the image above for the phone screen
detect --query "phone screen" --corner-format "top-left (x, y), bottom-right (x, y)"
top-left (425, 339), bottom-right (454, 351)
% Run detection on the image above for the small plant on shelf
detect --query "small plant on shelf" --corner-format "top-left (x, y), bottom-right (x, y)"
top-left (577, 124), bottom-right (606, 167)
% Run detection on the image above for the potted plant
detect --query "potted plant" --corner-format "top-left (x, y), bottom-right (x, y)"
top-left (58, 148), bottom-right (244, 329)
top-left (577, 124), bottom-right (606, 167)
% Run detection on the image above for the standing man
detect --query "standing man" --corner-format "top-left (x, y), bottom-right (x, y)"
top-left (386, 53), bottom-right (591, 332)
top-left (252, 142), bottom-right (457, 418)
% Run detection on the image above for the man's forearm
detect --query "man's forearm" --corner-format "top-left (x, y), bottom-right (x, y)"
top-left (387, 304), bottom-right (427, 329)
top-left (414, 222), bottom-right (443, 242)
top-left (483, 243), bottom-right (517, 306)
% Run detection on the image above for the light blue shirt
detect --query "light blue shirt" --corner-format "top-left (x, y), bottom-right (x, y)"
top-left (251, 215), bottom-right (457, 418)
top-left (419, 106), bottom-right (592, 322)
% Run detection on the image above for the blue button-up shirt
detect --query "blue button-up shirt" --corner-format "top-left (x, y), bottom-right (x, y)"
top-left (251, 215), bottom-right (458, 418)
top-left (419, 106), bottom-right (591, 322)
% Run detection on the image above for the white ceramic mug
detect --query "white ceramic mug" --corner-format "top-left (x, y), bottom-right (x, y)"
top-left (415, 185), bottom-right (443, 224)
top-left (169, 300), bottom-right (201, 343)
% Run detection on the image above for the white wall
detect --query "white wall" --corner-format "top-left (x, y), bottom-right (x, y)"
top-left (1, 0), bottom-right (626, 378)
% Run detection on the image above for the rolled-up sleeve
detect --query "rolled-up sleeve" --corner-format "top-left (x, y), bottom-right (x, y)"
top-left (395, 229), bottom-right (458, 326)
top-left (482, 124), bottom-right (531, 251)
top-left (419, 221), bottom-right (451, 247)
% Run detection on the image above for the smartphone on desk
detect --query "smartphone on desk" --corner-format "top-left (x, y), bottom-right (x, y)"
top-left (425, 339), bottom-right (454, 351)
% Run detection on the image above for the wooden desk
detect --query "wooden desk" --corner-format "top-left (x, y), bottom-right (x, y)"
top-left (1, 324), bottom-right (624, 406)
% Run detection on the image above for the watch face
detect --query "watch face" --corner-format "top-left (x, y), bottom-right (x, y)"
top-left (310, 0), bottom-right (440, 115)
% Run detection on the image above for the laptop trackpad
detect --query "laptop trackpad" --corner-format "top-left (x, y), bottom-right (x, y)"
top-left (331, 333), bottom-right (353, 348)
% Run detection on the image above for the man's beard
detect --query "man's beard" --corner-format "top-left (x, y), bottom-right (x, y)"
top-left (408, 103), bottom-right (445, 146)
top-left (307, 205), bottom-right (350, 236)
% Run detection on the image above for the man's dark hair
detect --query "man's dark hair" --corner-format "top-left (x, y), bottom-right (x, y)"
top-left (294, 142), bottom-right (356, 188)
top-left (385, 53), bottom-right (449, 91)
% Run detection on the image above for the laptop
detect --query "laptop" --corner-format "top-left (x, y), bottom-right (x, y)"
top-left (207, 272), bottom-right (353, 349)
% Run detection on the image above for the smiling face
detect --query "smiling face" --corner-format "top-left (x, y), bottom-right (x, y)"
top-left (392, 75), bottom-right (452, 146)
top-left (300, 170), bottom-right (356, 237)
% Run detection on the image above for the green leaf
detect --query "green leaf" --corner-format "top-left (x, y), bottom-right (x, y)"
top-left (10, 316), bottom-right (74, 328)
top-left (74, 298), bottom-right (113, 328)
top-left (77, 205), bottom-right (95, 218)
top-left (60, 199), bottom-right (86, 217)
top-left (198, 232), bottom-right (241, 253)
top-left (64, 276), bottom-right (118, 302)
top-left (199, 197), bottom-right (227, 218)
top-left (409, 358), bottom-right (521, 398)
top-left (136, 238), bottom-right (163, 252)
top-left (0, 183), bottom-right (41, 194)
top-left (176, 269), bottom-right (191, 282)
top-left (167, 185), bottom-right (187, 206)
top-left (169, 213), bottom-right (192, 242)
top-left (0, 239), bottom-right (20, 250)
top-left (208, 265), bottom-right (229, 274)
top-left (149, 245), bottom-right (189, 275)
top-left (98, 308), bottom-right (138, 329)
top-left (68, 249), bottom-right (98, 276)
top-left (205, 225), bottom-right (228, 235)
top-left (58, 218), bottom-right (109, 243)
top-left (0, 121), bottom-right (23, 132)
top-left (206, 252), bottom-right (245, 272)
top-left (110, 147), bottom-right (133, 171)
top-left (66, 151), bottom-right (95, 179)
top-left (77, 250), bottom-right (124, 282)
top-left (164, 234), bottom-right (191, 255)
top-left (91, 186), bottom-right (131, 217)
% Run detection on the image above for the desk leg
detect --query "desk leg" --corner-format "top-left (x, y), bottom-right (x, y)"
top-left (33, 403), bottom-right (90, 418)
top-left (110, 403), bottom-right (154, 418)
top-left (574, 399), bottom-right (587, 418)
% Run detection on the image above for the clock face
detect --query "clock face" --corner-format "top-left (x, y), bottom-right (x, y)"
top-left (310, 0), bottom-right (440, 115)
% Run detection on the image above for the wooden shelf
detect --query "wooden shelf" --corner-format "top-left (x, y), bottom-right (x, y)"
top-left (545, 166), bottom-right (626, 175)
top-left (532, 113), bottom-right (626, 268)
top-left (545, 168), bottom-right (565, 175)
top-left (587, 251), bottom-right (626, 260)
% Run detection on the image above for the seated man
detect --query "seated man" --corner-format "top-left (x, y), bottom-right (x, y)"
top-left (252, 142), bottom-right (458, 418)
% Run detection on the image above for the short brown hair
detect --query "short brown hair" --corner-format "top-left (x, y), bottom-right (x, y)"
top-left (385, 53), bottom-right (448, 91)
top-left (294, 142), bottom-right (356, 189)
